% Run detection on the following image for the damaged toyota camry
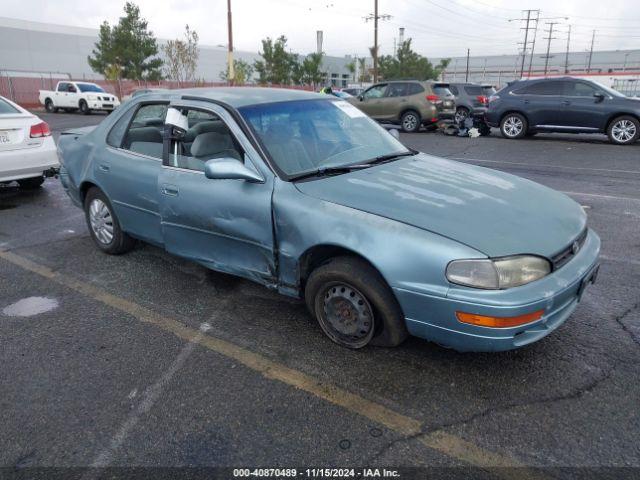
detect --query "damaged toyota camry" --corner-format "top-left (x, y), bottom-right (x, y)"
top-left (57, 88), bottom-right (600, 352)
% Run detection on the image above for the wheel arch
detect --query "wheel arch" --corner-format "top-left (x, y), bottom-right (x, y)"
top-left (79, 180), bottom-right (100, 204)
top-left (605, 112), bottom-right (640, 131)
top-left (500, 110), bottom-right (529, 125)
top-left (399, 107), bottom-right (422, 122)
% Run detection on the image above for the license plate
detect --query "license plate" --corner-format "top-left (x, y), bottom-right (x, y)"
top-left (0, 131), bottom-right (10, 144)
top-left (578, 264), bottom-right (599, 300)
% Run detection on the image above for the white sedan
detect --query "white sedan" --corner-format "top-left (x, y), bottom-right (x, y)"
top-left (0, 96), bottom-right (59, 188)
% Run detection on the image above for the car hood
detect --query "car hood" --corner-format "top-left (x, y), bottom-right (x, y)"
top-left (295, 154), bottom-right (586, 258)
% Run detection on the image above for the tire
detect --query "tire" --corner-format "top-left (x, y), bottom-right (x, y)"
top-left (500, 113), bottom-right (528, 139)
top-left (44, 99), bottom-right (56, 113)
top-left (400, 110), bottom-right (421, 133)
top-left (607, 115), bottom-right (640, 145)
top-left (17, 176), bottom-right (45, 189)
top-left (84, 187), bottom-right (135, 255)
top-left (79, 100), bottom-right (91, 115)
top-left (304, 256), bottom-right (408, 349)
top-left (454, 107), bottom-right (470, 123)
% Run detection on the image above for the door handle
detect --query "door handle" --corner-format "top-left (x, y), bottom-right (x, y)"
top-left (161, 184), bottom-right (179, 196)
top-left (98, 164), bottom-right (110, 172)
top-left (523, 99), bottom-right (530, 104)
top-left (562, 100), bottom-right (571, 106)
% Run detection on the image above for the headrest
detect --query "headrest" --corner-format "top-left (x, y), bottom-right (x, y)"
top-left (190, 132), bottom-right (234, 158)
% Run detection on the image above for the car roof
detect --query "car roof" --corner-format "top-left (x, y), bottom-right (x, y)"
top-left (147, 87), bottom-right (324, 108)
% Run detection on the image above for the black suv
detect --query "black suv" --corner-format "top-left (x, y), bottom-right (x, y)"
top-left (485, 77), bottom-right (640, 145)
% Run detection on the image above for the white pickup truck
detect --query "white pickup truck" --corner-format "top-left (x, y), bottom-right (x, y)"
top-left (39, 81), bottom-right (120, 115)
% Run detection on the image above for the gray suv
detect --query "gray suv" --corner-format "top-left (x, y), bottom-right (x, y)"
top-left (448, 83), bottom-right (497, 122)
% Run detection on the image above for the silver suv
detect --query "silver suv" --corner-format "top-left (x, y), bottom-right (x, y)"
top-left (448, 83), bottom-right (497, 122)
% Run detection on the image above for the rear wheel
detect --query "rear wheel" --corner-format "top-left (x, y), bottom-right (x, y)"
top-left (44, 99), bottom-right (57, 113)
top-left (400, 110), bottom-right (421, 133)
top-left (500, 113), bottom-right (527, 139)
top-left (17, 176), bottom-right (45, 189)
top-left (454, 107), bottom-right (469, 123)
top-left (305, 256), bottom-right (408, 349)
top-left (79, 100), bottom-right (91, 115)
top-left (84, 187), bottom-right (135, 254)
top-left (607, 115), bottom-right (640, 145)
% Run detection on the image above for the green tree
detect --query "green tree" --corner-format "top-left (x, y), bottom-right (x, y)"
top-left (253, 36), bottom-right (297, 85)
top-left (88, 2), bottom-right (163, 80)
top-left (346, 60), bottom-right (356, 82)
top-left (378, 39), bottom-right (450, 81)
top-left (162, 24), bottom-right (199, 85)
top-left (220, 59), bottom-right (254, 85)
top-left (299, 52), bottom-right (326, 88)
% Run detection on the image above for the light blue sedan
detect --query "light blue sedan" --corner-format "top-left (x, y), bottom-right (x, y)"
top-left (57, 88), bottom-right (600, 351)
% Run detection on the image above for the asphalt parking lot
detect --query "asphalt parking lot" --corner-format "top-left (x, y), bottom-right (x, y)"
top-left (1, 110), bottom-right (639, 478)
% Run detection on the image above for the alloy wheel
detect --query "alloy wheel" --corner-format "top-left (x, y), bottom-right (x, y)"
top-left (455, 108), bottom-right (469, 123)
top-left (89, 199), bottom-right (114, 245)
top-left (611, 119), bottom-right (637, 143)
top-left (402, 114), bottom-right (418, 132)
top-left (503, 116), bottom-right (523, 137)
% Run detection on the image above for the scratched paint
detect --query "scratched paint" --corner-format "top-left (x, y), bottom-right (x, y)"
top-left (2, 297), bottom-right (59, 317)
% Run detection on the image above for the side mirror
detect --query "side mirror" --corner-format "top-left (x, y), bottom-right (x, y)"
top-left (204, 158), bottom-right (263, 183)
top-left (358, 94), bottom-right (364, 101)
top-left (594, 92), bottom-right (605, 102)
top-left (388, 128), bottom-right (400, 140)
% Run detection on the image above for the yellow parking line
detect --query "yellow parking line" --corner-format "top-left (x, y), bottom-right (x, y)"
top-left (0, 249), bottom-right (543, 479)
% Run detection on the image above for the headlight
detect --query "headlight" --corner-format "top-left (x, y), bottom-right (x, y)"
top-left (446, 256), bottom-right (551, 289)
top-left (87, 95), bottom-right (97, 100)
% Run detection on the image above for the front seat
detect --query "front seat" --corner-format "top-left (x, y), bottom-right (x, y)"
top-left (186, 131), bottom-right (242, 171)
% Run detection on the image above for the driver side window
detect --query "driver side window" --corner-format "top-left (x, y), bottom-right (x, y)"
top-left (364, 84), bottom-right (387, 100)
top-left (166, 108), bottom-right (244, 172)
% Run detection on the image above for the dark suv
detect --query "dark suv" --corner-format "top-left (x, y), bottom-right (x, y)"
top-left (485, 77), bottom-right (640, 145)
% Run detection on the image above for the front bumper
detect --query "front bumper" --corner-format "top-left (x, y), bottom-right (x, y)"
top-left (0, 137), bottom-right (60, 182)
top-left (88, 100), bottom-right (120, 111)
top-left (393, 229), bottom-right (601, 352)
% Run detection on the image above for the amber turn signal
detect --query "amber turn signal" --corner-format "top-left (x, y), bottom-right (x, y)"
top-left (456, 309), bottom-right (545, 328)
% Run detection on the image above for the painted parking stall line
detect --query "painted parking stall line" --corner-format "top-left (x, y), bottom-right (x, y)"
top-left (0, 249), bottom-right (546, 479)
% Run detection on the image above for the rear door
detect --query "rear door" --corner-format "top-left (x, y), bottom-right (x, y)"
top-left (157, 100), bottom-right (276, 283)
top-left (520, 80), bottom-right (567, 127)
top-left (97, 101), bottom-right (168, 245)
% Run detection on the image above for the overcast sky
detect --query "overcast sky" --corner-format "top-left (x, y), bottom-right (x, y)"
top-left (3, 0), bottom-right (640, 58)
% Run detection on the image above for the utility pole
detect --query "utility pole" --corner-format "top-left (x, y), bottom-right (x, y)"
top-left (465, 48), bottom-right (470, 82)
top-left (364, 0), bottom-right (391, 83)
top-left (564, 25), bottom-right (571, 74)
top-left (528, 10), bottom-right (540, 76)
top-left (227, 0), bottom-right (234, 84)
top-left (509, 9), bottom-right (537, 78)
top-left (542, 22), bottom-right (560, 76)
top-left (587, 30), bottom-right (596, 73)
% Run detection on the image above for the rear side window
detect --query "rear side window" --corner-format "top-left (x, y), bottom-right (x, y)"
top-left (106, 105), bottom-right (137, 148)
top-left (407, 83), bottom-right (425, 95)
top-left (119, 103), bottom-right (168, 159)
top-left (463, 85), bottom-right (483, 95)
top-left (524, 81), bottom-right (565, 95)
top-left (0, 98), bottom-right (19, 114)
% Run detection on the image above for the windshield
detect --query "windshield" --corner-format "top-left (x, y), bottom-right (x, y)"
top-left (239, 99), bottom-right (410, 178)
top-left (77, 83), bottom-right (106, 93)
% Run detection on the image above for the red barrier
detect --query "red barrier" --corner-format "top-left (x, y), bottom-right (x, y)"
top-left (0, 76), bottom-right (314, 109)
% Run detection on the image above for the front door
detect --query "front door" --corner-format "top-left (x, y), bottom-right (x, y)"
top-left (356, 83), bottom-right (388, 119)
top-left (562, 80), bottom-right (610, 130)
top-left (157, 102), bottom-right (276, 283)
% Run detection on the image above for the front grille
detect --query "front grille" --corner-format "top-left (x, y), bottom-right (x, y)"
top-left (551, 229), bottom-right (588, 270)
top-left (103, 103), bottom-right (114, 108)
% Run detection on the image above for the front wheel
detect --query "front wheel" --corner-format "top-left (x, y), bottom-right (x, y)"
top-left (79, 100), bottom-right (91, 115)
top-left (500, 113), bottom-right (528, 139)
top-left (84, 188), bottom-right (135, 254)
top-left (454, 107), bottom-right (469, 123)
top-left (305, 256), bottom-right (408, 349)
top-left (400, 110), bottom-right (421, 133)
top-left (607, 116), bottom-right (640, 145)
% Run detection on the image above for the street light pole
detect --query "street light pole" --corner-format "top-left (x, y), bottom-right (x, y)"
top-left (227, 0), bottom-right (235, 85)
